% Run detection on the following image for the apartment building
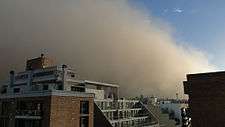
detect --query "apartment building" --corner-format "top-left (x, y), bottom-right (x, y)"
top-left (0, 54), bottom-right (159, 127)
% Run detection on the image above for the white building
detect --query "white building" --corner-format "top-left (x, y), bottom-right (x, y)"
top-left (1, 54), bottom-right (159, 127)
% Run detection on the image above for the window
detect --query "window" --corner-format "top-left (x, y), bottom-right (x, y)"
top-left (15, 119), bottom-right (42, 127)
top-left (71, 86), bottom-right (85, 92)
top-left (13, 83), bottom-right (27, 86)
top-left (71, 74), bottom-right (75, 78)
top-left (33, 71), bottom-right (54, 77)
top-left (16, 101), bottom-right (43, 114)
top-left (67, 72), bottom-right (76, 78)
top-left (57, 84), bottom-right (63, 90)
top-left (1, 88), bottom-right (7, 94)
top-left (43, 85), bottom-right (48, 90)
top-left (80, 101), bottom-right (89, 114)
top-left (13, 88), bottom-right (20, 93)
top-left (80, 116), bottom-right (88, 127)
top-left (15, 74), bottom-right (28, 80)
top-left (0, 118), bottom-right (9, 127)
top-left (1, 102), bottom-right (10, 115)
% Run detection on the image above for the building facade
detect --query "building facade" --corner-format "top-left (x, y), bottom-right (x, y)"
top-left (0, 91), bottom-right (94, 127)
top-left (0, 54), bottom-right (159, 127)
top-left (184, 71), bottom-right (225, 127)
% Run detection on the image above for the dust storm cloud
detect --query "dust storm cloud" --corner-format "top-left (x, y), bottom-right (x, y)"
top-left (0, 0), bottom-right (215, 97)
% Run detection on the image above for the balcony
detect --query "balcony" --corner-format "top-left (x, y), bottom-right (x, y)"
top-left (15, 110), bottom-right (42, 119)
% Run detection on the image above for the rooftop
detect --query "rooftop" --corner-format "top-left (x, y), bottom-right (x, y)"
top-left (83, 80), bottom-right (119, 88)
top-left (0, 90), bottom-right (94, 99)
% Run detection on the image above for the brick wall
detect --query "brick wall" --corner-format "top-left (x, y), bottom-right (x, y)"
top-left (49, 96), bottom-right (94, 127)
top-left (0, 95), bottom-right (94, 127)
top-left (185, 72), bottom-right (225, 127)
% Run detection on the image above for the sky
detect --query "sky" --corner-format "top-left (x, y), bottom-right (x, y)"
top-left (130, 0), bottom-right (225, 69)
top-left (0, 0), bottom-right (220, 97)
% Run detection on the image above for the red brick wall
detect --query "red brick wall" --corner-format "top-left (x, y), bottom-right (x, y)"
top-left (186, 72), bottom-right (225, 127)
top-left (0, 95), bottom-right (94, 127)
top-left (49, 96), bottom-right (94, 127)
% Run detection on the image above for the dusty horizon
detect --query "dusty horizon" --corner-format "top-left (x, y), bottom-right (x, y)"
top-left (0, 0), bottom-right (216, 98)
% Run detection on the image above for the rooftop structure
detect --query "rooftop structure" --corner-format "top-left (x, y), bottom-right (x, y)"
top-left (0, 54), bottom-right (159, 127)
top-left (25, 54), bottom-right (54, 70)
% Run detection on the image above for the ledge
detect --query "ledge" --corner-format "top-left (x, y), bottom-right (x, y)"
top-left (0, 90), bottom-right (94, 99)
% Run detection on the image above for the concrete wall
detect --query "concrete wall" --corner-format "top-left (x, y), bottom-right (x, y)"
top-left (86, 88), bottom-right (104, 100)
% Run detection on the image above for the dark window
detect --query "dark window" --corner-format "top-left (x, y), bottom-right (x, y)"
top-left (13, 83), bottom-right (27, 86)
top-left (13, 88), bottom-right (20, 93)
top-left (15, 119), bottom-right (42, 127)
top-left (71, 86), bottom-right (85, 92)
top-left (33, 71), bottom-right (54, 77)
top-left (0, 118), bottom-right (9, 127)
top-left (15, 74), bottom-right (28, 80)
top-left (80, 101), bottom-right (89, 114)
top-left (1, 102), bottom-right (10, 115)
top-left (67, 72), bottom-right (76, 78)
top-left (16, 101), bottom-right (43, 116)
top-left (1, 88), bottom-right (7, 94)
top-left (80, 116), bottom-right (88, 127)
top-left (78, 83), bottom-right (85, 87)
top-left (57, 84), bottom-right (63, 90)
top-left (43, 85), bottom-right (48, 90)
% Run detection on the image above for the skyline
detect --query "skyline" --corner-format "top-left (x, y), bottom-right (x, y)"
top-left (0, 1), bottom-right (223, 127)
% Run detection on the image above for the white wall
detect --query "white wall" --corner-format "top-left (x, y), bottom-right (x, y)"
top-left (85, 88), bottom-right (104, 100)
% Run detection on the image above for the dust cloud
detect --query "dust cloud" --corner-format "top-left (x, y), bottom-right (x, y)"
top-left (0, 0), bottom-right (215, 97)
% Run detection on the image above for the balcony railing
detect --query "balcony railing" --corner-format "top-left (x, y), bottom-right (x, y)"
top-left (15, 110), bottom-right (42, 116)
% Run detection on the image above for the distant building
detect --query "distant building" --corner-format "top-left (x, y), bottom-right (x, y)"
top-left (183, 71), bottom-right (225, 127)
top-left (159, 100), bottom-right (188, 126)
top-left (0, 54), bottom-right (159, 127)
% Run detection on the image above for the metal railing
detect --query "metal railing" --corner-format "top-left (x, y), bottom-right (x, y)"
top-left (15, 110), bottom-right (42, 116)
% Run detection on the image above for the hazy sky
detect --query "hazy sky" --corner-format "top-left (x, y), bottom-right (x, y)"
top-left (0, 0), bottom-right (218, 97)
top-left (131, 0), bottom-right (225, 69)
